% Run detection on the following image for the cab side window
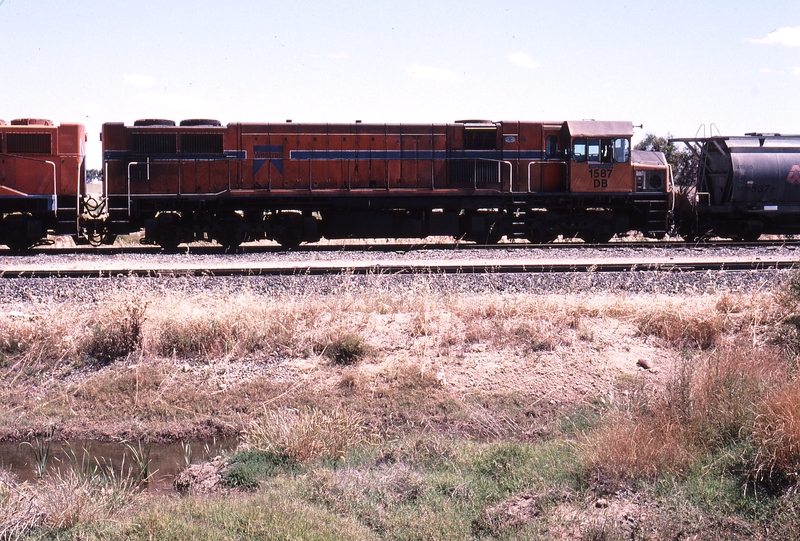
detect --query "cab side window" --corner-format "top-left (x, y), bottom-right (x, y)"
top-left (572, 138), bottom-right (587, 162)
top-left (613, 138), bottom-right (630, 162)
top-left (587, 139), bottom-right (601, 162)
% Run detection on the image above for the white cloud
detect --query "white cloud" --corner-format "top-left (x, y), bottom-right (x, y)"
top-left (124, 73), bottom-right (157, 87)
top-left (328, 52), bottom-right (349, 59)
top-left (748, 26), bottom-right (800, 46)
top-left (794, 67), bottom-right (800, 76)
top-left (405, 64), bottom-right (458, 82)
top-left (133, 92), bottom-right (216, 111)
top-left (506, 51), bottom-right (540, 69)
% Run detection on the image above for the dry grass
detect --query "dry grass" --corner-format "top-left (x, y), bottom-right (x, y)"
top-left (3, 275), bottom-right (800, 538)
top-left (0, 471), bottom-right (43, 540)
top-left (0, 283), bottom-right (783, 442)
top-left (750, 380), bottom-right (800, 487)
top-left (244, 406), bottom-right (368, 462)
top-left (634, 303), bottom-right (725, 349)
top-left (584, 342), bottom-right (790, 486)
top-left (36, 468), bottom-right (139, 530)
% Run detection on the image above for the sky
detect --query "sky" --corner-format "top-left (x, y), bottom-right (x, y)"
top-left (0, 0), bottom-right (798, 168)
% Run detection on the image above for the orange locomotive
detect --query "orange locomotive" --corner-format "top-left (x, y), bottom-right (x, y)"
top-left (96, 118), bottom-right (671, 249)
top-left (0, 119), bottom-right (87, 249)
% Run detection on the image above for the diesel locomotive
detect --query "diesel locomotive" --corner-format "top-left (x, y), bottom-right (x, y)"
top-left (96, 118), bottom-right (672, 249)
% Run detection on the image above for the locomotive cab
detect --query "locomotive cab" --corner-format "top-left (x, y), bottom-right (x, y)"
top-left (565, 121), bottom-right (633, 193)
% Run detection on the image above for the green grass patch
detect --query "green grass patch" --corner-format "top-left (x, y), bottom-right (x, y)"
top-left (223, 450), bottom-right (301, 489)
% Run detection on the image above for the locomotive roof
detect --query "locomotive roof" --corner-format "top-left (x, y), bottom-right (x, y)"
top-left (566, 120), bottom-right (633, 138)
top-left (631, 150), bottom-right (667, 166)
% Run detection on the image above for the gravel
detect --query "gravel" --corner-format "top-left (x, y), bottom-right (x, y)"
top-left (0, 243), bottom-right (795, 305)
top-left (0, 269), bottom-right (790, 307)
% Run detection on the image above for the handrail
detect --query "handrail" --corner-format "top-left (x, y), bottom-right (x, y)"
top-left (526, 161), bottom-right (567, 193)
top-left (46, 160), bottom-right (57, 217)
top-left (472, 158), bottom-right (512, 190)
top-left (127, 159), bottom-right (150, 216)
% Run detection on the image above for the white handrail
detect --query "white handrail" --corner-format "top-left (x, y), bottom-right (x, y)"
top-left (45, 160), bottom-right (57, 217)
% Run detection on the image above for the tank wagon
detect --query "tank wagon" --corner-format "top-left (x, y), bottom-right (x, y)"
top-left (672, 133), bottom-right (800, 241)
top-left (0, 119), bottom-right (86, 249)
top-left (95, 119), bottom-right (672, 249)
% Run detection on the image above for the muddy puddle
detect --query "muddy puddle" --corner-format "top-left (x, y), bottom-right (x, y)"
top-left (0, 437), bottom-right (238, 492)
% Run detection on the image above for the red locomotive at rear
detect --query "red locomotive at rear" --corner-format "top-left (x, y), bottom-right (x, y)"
top-left (95, 118), bottom-right (671, 249)
top-left (0, 118), bottom-right (87, 249)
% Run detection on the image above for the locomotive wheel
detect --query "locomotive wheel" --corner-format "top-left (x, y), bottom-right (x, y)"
top-left (465, 222), bottom-right (504, 244)
top-left (153, 213), bottom-right (183, 251)
top-left (274, 233), bottom-right (302, 248)
top-left (579, 230), bottom-right (614, 244)
top-left (214, 212), bottom-right (247, 252)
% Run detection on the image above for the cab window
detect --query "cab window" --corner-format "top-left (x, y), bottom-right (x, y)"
top-left (613, 138), bottom-right (630, 162)
top-left (572, 138), bottom-right (587, 162)
top-left (588, 139), bottom-right (601, 162)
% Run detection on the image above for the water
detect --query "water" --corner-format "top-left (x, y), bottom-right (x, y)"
top-left (0, 437), bottom-right (238, 492)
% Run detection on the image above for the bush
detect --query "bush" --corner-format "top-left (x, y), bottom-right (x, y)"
top-left (81, 301), bottom-right (146, 365)
top-left (223, 450), bottom-right (300, 489)
top-left (318, 333), bottom-right (369, 365)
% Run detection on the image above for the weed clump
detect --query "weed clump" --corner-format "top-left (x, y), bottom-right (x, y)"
top-left (81, 301), bottom-right (146, 365)
top-left (318, 333), bottom-right (370, 365)
top-left (635, 305), bottom-right (723, 349)
top-left (223, 450), bottom-right (300, 489)
top-left (0, 471), bottom-right (43, 539)
top-left (244, 406), bottom-right (366, 462)
top-left (749, 380), bottom-right (800, 490)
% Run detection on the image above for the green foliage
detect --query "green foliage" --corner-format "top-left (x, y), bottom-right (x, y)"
top-left (635, 132), bottom-right (697, 189)
top-left (223, 450), bottom-right (300, 489)
top-left (85, 168), bottom-right (102, 183)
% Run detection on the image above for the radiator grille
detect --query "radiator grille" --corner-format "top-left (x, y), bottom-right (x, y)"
top-left (180, 133), bottom-right (223, 154)
top-left (132, 133), bottom-right (177, 154)
top-left (450, 160), bottom-right (499, 184)
top-left (6, 133), bottom-right (52, 154)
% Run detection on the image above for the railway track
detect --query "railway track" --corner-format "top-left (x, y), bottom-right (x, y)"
top-left (1, 238), bottom-right (800, 256)
top-left (1, 254), bottom-right (797, 278)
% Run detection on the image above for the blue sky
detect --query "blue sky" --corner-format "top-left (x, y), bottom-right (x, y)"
top-left (1, 0), bottom-right (798, 167)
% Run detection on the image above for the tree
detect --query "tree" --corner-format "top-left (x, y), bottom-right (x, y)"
top-left (86, 168), bottom-right (102, 183)
top-left (635, 133), bottom-right (697, 192)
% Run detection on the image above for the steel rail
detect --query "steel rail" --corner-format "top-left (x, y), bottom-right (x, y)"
top-left (2, 239), bottom-right (800, 256)
top-left (1, 258), bottom-right (797, 279)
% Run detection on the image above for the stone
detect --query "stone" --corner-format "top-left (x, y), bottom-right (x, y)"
top-left (636, 358), bottom-right (654, 370)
